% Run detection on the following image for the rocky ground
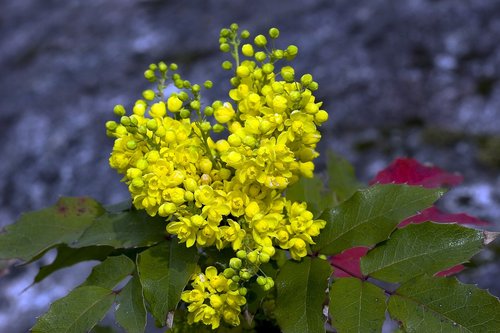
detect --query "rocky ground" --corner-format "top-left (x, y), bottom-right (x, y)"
top-left (1, 0), bottom-right (499, 331)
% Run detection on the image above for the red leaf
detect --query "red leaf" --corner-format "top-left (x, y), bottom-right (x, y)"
top-left (329, 247), bottom-right (369, 278)
top-left (370, 158), bottom-right (463, 188)
top-left (434, 264), bottom-right (466, 277)
top-left (399, 206), bottom-right (490, 227)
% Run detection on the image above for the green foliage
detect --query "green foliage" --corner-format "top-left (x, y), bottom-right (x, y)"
top-left (329, 278), bottom-right (386, 333)
top-left (0, 197), bottom-right (105, 261)
top-left (136, 241), bottom-right (199, 326)
top-left (314, 184), bottom-right (444, 255)
top-left (1, 23), bottom-right (500, 333)
top-left (275, 257), bottom-right (332, 333)
top-left (361, 222), bottom-right (484, 283)
top-left (388, 275), bottom-right (500, 332)
top-left (115, 276), bottom-right (147, 333)
top-left (31, 286), bottom-right (116, 333)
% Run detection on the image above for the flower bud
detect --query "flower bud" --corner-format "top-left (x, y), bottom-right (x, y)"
top-left (113, 104), bottom-right (126, 116)
top-left (242, 44), bottom-right (254, 57)
top-left (269, 27), bottom-right (280, 39)
top-left (229, 257), bottom-right (242, 270)
top-left (254, 34), bottom-right (267, 47)
top-left (167, 96), bottom-right (183, 112)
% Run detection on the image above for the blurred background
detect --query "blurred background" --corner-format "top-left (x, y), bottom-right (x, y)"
top-left (1, 0), bottom-right (499, 331)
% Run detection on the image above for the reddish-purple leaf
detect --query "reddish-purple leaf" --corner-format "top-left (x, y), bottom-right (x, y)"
top-left (370, 158), bottom-right (463, 188)
top-left (399, 206), bottom-right (490, 228)
top-left (329, 247), bottom-right (369, 278)
top-left (434, 264), bottom-right (466, 277)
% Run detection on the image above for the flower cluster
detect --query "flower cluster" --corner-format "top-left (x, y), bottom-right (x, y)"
top-left (107, 23), bottom-right (328, 329)
top-left (181, 266), bottom-right (246, 329)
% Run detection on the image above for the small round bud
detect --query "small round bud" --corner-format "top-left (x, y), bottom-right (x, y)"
top-left (268, 27), bottom-right (280, 39)
top-left (219, 37), bottom-right (227, 44)
top-left (246, 251), bottom-right (258, 264)
top-left (213, 123), bottom-right (225, 133)
top-left (220, 43), bottom-right (230, 52)
top-left (192, 84), bottom-right (201, 93)
top-left (254, 51), bottom-right (267, 62)
top-left (179, 109), bottom-right (191, 119)
top-left (240, 29), bottom-right (250, 39)
top-left (254, 34), bottom-right (267, 47)
top-left (239, 270), bottom-right (252, 281)
top-left (232, 275), bottom-right (240, 282)
top-left (169, 63), bottom-right (178, 71)
top-left (236, 250), bottom-right (247, 259)
top-left (105, 121), bottom-right (117, 131)
top-left (146, 119), bottom-right (157, 131)
top-left (230, 77), bottom-right (240, 87)
top-left (239, 287), bottom-right (247, 296)
top-left (230, 23), bottom-right (239, 31)
top-left (259, 252), bottom-right (271, 263)
top-left (204, 80), bottom-right (213, 89)
top-left (142, 89), bottom-right (155, 101)
top-left (242, 44), bottom-right (254, 57)
top-left (281, 66), bottom-right (295, 82)
top-left (285, 45), bottom-right (299, 60)
top-left (113, 104), bottom-right (126, 117)
top-left (178, 91), bottom-right (189, 102)
top-left (236, 65), bottom-right (250, 78)
top-left (183, 80), bottom-right (191, 88)
top-left (290, 90), bottom-right (301, 101)
top-left (149, 63), bottom-right (157, 71)
top-left (308, 81), bottom-right (319, 91)
top-left (272, 49), bottom-right (284, 60)
top-left (190, 100), bottom-right (201, 110)
top-left (200, 121), bottom-right (211, 132)
top-left (220, 28), bottom-right (230, 38)
top-left (204, 106), bottom-right (214, 117)
top-left (174, 79), bottom-right (184, 89)
top-left (158, 61), bottom-right (168, 72)
top-left (229, 257), bottom-right (242, 270)
top-left (315, 110), bottom-right (328, 123)
top-left (262, 63), bottom-right (274, 74)
top-left (158, 203), bottom-right (176, 216)
top-left (301, 74), bottom-right (313, 86)
top-left (126, 140), bottom-right (137, 150)
top-left (144, 69), bottom-right (155, 81)
top-left (256, 276), bottom-right (267, 286)
top-left (223, 268), bottom-right (236, 278)
top-left (120, 116), bottom-right (131, 126)
top-left (222, 61), bottom-right (233, 70)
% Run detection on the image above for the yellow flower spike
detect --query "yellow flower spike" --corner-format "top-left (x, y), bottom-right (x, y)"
top-left (214, 102), bottom-right (236, 123)
top-left (167, 95), bottom-right (183, 112)
top-left (150, 101), bottom-right (166, 118)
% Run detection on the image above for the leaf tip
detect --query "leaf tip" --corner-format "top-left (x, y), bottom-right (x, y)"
top-left (483, 231), bottom-right (500, 245)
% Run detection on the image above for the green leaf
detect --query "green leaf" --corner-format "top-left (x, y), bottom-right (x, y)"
top-left (0, 197), bottom-right (105, 261)
top-left (388, 275), bottom-right (500, 332)
top-left (137, 241), bottom-right (199, 326)
top-left (31, 285), bottom-right (116, 333)
top-left (275, 257), bottom-right (332, 333)
top-left (116, 275), bottom-right (147, 333)
top-left (34, 245), bottom-right (114, 284)
top-left (361, 222), bottom-right (484, 283)
top-left (314, 184), bottom-right (443, 255)
top-left (286, 176), bottom-right (332, 217)
top-left (75, 209), bottom-right (166, 249)
top-left (329, 278), bottom-right (386, 333)
top-left (327, 151), bottom-right (363, 203)
top-left (81, 255), bottom-right (135, 289)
